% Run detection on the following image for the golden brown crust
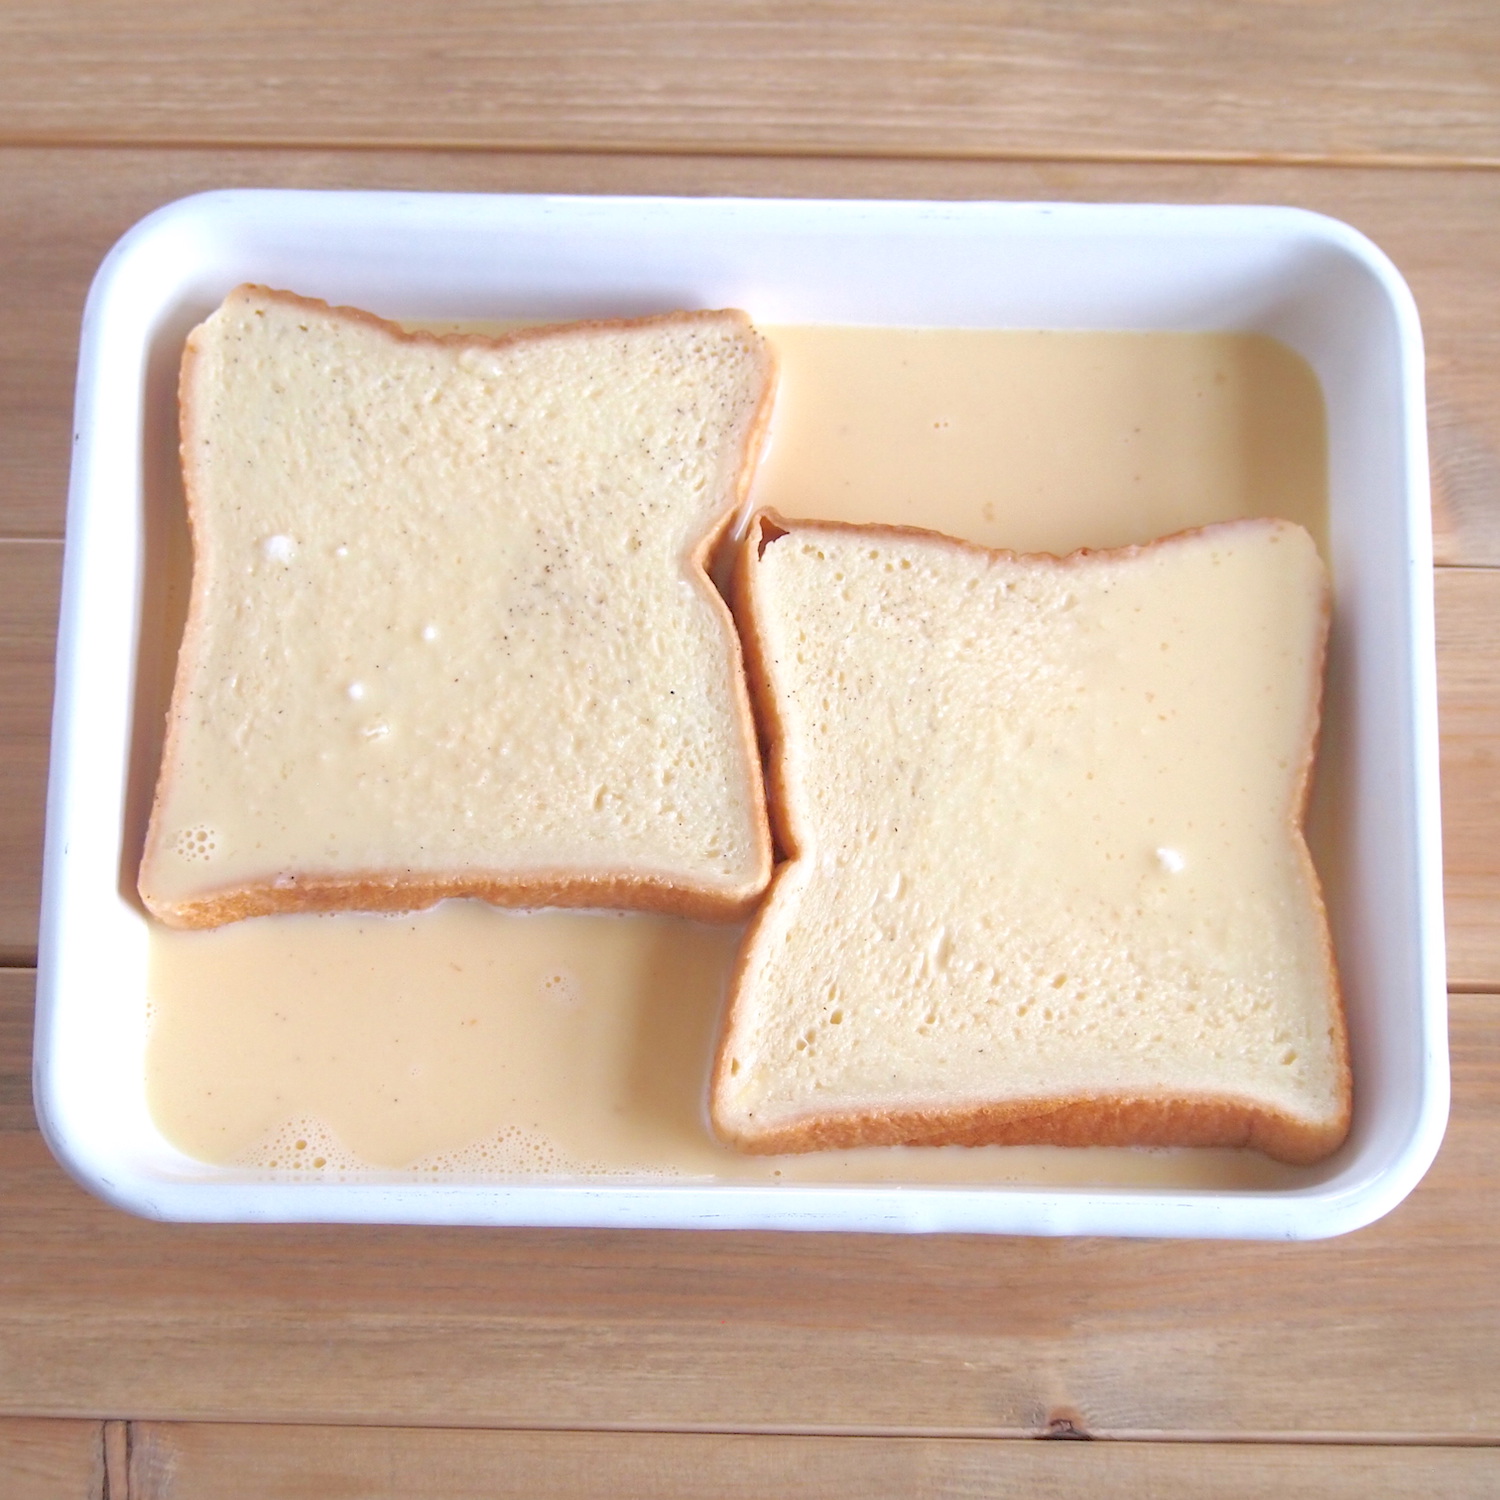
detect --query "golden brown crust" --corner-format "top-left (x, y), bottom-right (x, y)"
top-left (136, 304), bottom-right (216, 920)
top-left (1287, 575), bottom-right (1353, 1150)
top-left (146, 867), bottom-right (766, 930)
top-left (139, 287), bottom-right (775, 928)
top-left (681, 314), bottom-right (778, 909)
top-left (714, 1090), bottom-right (1347, 1168)
top-left (207, 284), bottom-right (768, 360)
top-left (738, 506), bottom-right (1315, 575)
top-left (711, 510), bottom-right (1352, 1166)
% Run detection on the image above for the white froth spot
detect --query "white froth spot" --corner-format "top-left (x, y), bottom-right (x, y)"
top-left (236, 1115), bottom-right (674, 1181)
top-left (347, 681), bottom-right (366, 701)
top-left (335, 544), bottom-right (349, 557)
top-left (262, 533), bottom-right (297, 563)
top-left (422, 624), bottom-right (439, 642)
top-left (1156, 847), bottom-right (1186, 873)
top-left (236, 1116), bottom-right (360, 1175)
top-left (929, 926), bottom-right (951, 968)
top-left (362, 722), bottom-right (390, 740)
top-left (458, 348), bottom-right (505, 379)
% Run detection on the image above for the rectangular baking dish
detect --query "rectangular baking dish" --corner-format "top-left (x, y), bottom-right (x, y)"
top-left (35, 191), bottom-right (1446, 1236)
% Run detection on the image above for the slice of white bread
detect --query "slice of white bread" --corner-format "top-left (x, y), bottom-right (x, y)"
top-left (138, 287), bottom-right (775, 928)
top-left (711, 513), bottom-right (1350, 1165)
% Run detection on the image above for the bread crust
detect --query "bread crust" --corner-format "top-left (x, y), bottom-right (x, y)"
top-left (145, 868), bottom-right (764, 930)
top-left (140, 288), bottom-right (776, 928)
top-left (712, 1091), bottom-right (1348, 1168)
top-left (711, 510), bottom-right (1351, 1167)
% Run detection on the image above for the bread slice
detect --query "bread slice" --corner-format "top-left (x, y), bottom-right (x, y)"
top-left (711, 513), bottom-right (1350, 1165)
top-left (139, 287), bottom-right (775, 928)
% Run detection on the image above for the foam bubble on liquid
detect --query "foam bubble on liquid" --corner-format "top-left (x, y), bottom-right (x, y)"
top-left (410, 1124), bottom-right (573, 1177)
top-left (538, 967), bottom-right (581, 1009)
top-left (411, 1125), bottom-right (687, 1181)
top-left (170, 824), bottom-right (219, 862)
top-left (234, 1115), bottom-right (688, 1183)
top-left (235, 1116), bottom-right (365, 1175)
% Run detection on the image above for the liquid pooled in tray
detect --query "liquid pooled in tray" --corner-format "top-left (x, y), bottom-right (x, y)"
top-left (145, 326), bottom-right (1328, 1188)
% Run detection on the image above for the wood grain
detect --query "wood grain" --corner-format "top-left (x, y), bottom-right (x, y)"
top-left (0, 1418), bottom-right (102, 1500)
top-left (1440, 569), bottom-right (1500, 989)
top-left (124, 1423), bottom-right (1500, 1500)
top-left (2, 3), bottom-right (1498, 165)
top-left (0, 542), bottom-right (59, 966)
top-left (1, 967), bottom-right (1497, 1439)
top-left (103, 1422), bottom-right (126, 1500)
top-left (3, 147), bottom-right (1499, 565)
top-left (1, 3), bottom-right (1496, 1486)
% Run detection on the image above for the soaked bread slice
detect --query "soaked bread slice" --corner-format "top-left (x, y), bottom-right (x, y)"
top-left (712, 513), bottom-right (1350, 1165)
top-left (139, 287), bottom-right (775, 928)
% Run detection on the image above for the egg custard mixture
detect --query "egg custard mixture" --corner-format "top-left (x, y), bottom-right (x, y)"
top-left (146, 326), bottom-right (1327, 1188)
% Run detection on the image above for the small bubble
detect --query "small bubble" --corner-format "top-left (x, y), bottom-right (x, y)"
top-left (171, 824), bottom-right (218, 861)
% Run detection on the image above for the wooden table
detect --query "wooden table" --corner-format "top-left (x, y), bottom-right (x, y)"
top-left (2, 6), bottom-right (1498, 1495)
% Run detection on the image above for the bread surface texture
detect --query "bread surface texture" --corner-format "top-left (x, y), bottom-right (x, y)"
top-left (711, 514), bottom-right (1349, 1165)
top-left (139, 287), bottom-right (775, 927)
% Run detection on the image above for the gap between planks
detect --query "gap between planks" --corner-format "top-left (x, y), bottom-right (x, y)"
top-left (0, 1417), bottom-right (1492, 1500)
top-left (3, 1417), bottom-right (1499, 1497)
top-left (4, 134), bottom-right (1500, 173)
top-left (104, 1422), bottom-right (1500, 1500)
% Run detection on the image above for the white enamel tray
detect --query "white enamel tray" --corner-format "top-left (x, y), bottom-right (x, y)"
top-left (36, 192), bottom-right (1446, 1236)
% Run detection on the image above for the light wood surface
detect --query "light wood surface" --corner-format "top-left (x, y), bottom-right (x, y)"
top-left (2, 4), bottom-right (1497, 1493)
top-left (1439, 570), bottom-right (1500, 988)
top-left (0, 542), bottom-right (59, 965)
top-left (114, 1423), bottom-right (1500, 1500)
top-left (0, 1419), bottom-right (102, 1500)
top-left (2, 2), bottom-right (1497, 165)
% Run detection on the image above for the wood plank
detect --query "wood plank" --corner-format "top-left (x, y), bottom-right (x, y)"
top-left (125, 1423), bottom-right (1500, 1500)
top-left (0, 1418), bottom-right (101, 1500)
top-left (1, 968), bottom-right (1496, 1439)
top-left (1440, 569), bottom-right (1500, 989)
top-left (102, 1422), bottom-right (126, 1500)
top-left (12, 547), bottom-right (1492, 982)
top-left (3, 147), bottom-right (1499, 566)
top-left (1, 3), bottom-right (1497, 165)
top-left (0, 542), bottom-right (59, 966)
